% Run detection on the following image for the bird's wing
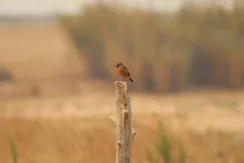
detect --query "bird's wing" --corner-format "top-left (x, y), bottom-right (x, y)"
top-left (122, 65), bottom-right (128, 70)
top-left (122, 65), bottom-right (131, 76)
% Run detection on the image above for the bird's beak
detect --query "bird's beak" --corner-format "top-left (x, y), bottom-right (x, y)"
top-left (114, 65), bottom-right (117, 67)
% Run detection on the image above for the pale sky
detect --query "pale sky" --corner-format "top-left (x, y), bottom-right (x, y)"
top-left (0, 0), bottom-right (233, 16)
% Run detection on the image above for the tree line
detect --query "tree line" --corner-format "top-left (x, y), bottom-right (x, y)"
top-left (59, 2), bottom-right (244, 92)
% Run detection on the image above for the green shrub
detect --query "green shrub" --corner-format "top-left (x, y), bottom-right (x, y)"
top-left (146, 122), bottom-right (187, 163)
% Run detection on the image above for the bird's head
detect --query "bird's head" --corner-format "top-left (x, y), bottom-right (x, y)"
top-left (114, 62), bottom-right (123, 68)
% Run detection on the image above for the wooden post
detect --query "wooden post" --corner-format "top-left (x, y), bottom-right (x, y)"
top-left (110, 81), bottom-right (136, 163)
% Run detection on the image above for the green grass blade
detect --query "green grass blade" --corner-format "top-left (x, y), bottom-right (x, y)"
top-left (10, 138), bottom-right (18, 163)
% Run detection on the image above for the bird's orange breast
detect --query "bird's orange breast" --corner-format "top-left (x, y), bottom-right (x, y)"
top-left (117, 66), bottom-right (129, 77)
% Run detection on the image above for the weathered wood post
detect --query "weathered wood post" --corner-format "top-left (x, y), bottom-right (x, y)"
top-left (110, 81), bottom-right (136, 163)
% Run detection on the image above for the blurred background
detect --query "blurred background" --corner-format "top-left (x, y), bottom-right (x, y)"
top-left (1, 0), bottom-right (244, 163)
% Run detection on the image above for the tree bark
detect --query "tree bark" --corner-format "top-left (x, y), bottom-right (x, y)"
top-left (110, 81), bottom-right (136, 163)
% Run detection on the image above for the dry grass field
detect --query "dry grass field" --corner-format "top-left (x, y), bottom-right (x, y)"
top-left (0, 20), bottom-right (244, 163)
top-left (0, 22), bottom-right (87, 81)
top-left (1, 86), bottom-right (244, 163)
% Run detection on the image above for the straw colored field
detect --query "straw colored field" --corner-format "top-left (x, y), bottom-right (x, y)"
top-left (1, 90), bottom-right (244, 163)
top-left (0, 22), bottom-right (87, 81)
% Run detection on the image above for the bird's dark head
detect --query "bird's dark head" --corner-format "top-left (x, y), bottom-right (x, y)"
top-left (114, 62), bottom-right (123, 68)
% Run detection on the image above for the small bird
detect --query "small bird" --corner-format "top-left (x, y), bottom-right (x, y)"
top-left (114, 62), bottom-right (134, 82)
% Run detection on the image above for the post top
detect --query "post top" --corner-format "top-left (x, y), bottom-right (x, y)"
top-left (114, 81), bottom-right (128, 89)
top-left (114, 81), bottom-right (127, 84)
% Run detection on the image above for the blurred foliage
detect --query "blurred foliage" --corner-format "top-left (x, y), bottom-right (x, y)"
top-left (146, 122), bottom-right (187, 163)
top-left (58, 2), bottom-right (244, 92)
top-left (10, 138), bottom-right (18, 163)
top-left (0, 68), bottom-right (14, 82)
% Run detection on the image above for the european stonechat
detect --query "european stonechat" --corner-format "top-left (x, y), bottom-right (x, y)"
top-left (114, 62), bottom-right (134, 82)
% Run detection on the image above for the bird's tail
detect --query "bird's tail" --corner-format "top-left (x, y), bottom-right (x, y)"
top-left (129, 77), bottom-right (134, 82)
